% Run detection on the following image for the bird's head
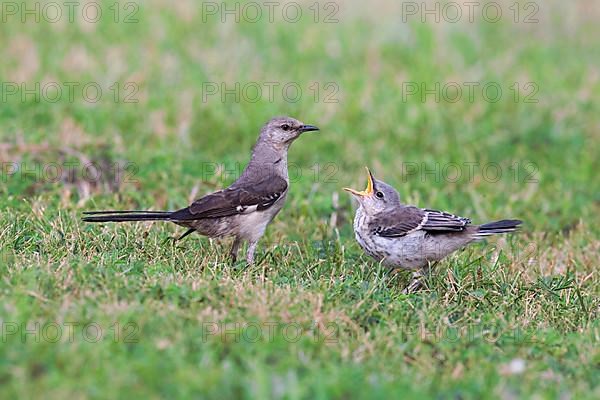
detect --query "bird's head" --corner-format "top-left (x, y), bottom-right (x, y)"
top-left (259, 116), bottom-right (319, 149)
top-left (344, 168), bottom-right (401, 214)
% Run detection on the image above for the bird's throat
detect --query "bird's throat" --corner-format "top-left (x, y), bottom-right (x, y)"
top-left (245, 141), bottom-right (290, 181)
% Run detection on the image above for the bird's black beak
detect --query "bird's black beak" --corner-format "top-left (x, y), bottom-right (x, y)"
top-left (299, 124), bottom-right (320, 133)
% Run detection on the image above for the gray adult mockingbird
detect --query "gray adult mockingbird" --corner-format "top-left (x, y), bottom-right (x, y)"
top-left (83, 116), bottom-right (319, 264)
top-left (344, 168), bottom-right (522, 292)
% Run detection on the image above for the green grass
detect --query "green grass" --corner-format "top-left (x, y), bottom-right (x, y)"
top-left (1, 0), bottom-right (599, 398)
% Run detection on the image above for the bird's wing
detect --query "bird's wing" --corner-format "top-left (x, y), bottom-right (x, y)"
top-left (371, 207), bottom-right (471, 237)
top-left (170, 176), bottom-right (288, 221)
top-left (421, 208), bottom-right (471, 231)
top-left (370, 206), bottom-right (427, 237)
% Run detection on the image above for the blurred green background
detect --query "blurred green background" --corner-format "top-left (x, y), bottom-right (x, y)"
top-left (0, 0), bottom-right (598, 398)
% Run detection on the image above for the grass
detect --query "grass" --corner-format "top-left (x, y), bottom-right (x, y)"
top-left (1, 0), bottom-right (599, 398)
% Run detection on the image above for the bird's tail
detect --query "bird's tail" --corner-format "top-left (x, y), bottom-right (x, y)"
top-left (475, 219), bottom-right (522, 237)
top-left (82, 210), bottom-right (173, 223)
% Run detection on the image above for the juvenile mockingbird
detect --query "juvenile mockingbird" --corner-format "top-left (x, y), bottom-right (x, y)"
top-left (83, 116), bottom-right (319, 264)
top-left (344, 168), bottom-right (522, 292)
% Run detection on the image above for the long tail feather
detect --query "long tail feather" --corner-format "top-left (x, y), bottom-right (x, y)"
top-left (83, 210), bottom-right (170, 215)
top-left (82, 210), bottom-right (173, 223)
top-left (475, 219), bottom-right (522, 237)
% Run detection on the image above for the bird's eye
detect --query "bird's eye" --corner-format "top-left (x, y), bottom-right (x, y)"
top-left (281, 124), bottom-right (290, 131)
top-left (375, 191), bottom-right (384, 198)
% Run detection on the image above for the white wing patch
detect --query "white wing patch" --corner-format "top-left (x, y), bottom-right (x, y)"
top-left (236, 204), bottom-right (259, 214)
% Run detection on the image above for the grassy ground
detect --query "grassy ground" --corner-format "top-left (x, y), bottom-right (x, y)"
top-left (1, 0), bottom-right (599, 398)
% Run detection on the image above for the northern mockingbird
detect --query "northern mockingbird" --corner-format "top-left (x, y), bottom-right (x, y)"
top-left (83, 116), bottom-right (319, 264)
top-left (344, 168), bottom-right (522, 292)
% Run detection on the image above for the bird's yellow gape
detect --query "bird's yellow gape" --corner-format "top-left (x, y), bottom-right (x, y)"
top-left (344, 167), bottom-right (375, 197)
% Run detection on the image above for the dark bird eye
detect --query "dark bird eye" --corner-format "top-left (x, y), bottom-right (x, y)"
top-left (281, 124), bottom-right (290, 131)
top-left (376, 191), bottom-right (384, 198)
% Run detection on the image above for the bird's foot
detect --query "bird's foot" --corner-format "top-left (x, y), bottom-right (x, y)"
top-left (402, 272), bottom-right (425, 294)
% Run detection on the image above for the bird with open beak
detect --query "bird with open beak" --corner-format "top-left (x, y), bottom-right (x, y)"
top-left (344, 168), bottom-right (522, 292)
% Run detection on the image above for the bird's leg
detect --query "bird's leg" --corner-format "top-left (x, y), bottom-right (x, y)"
top-left (246, 241), bottom-right (258, 265)
top-left (229, 237), bottom-right (242, 264)
top-left (402, 262), bottom-right (439, 294)
top-left (403, 270), bottom-right (425, 294)
top-left (176, 228), bottom-right (196, 241)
